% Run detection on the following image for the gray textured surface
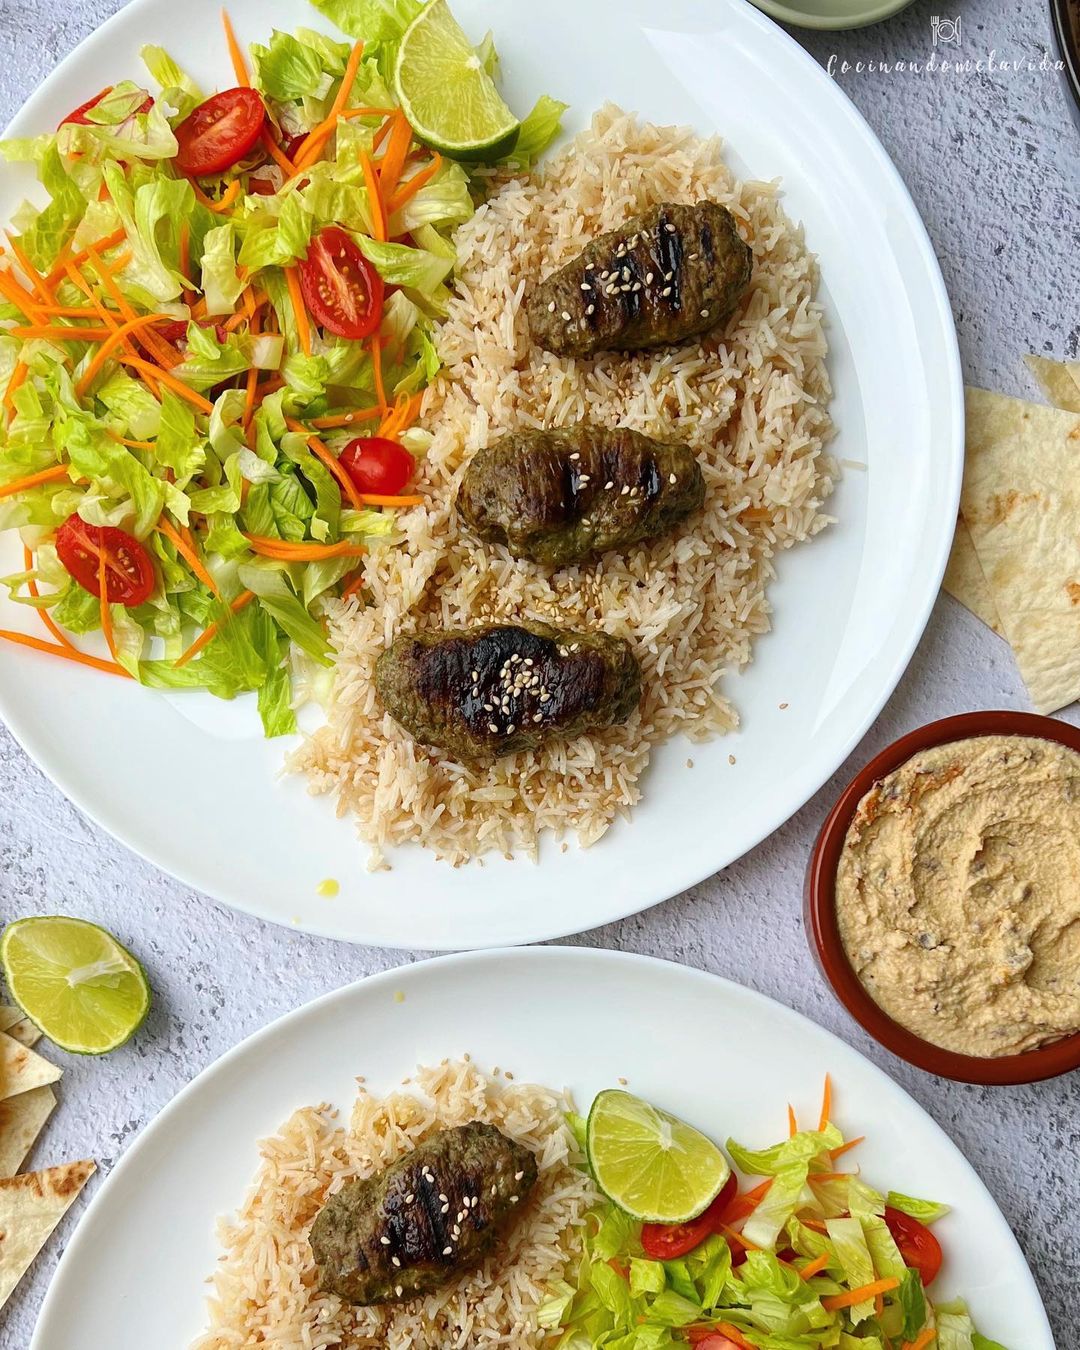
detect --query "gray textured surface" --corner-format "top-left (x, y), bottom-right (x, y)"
top-left (1, 0), bottom-right (1077, 1344)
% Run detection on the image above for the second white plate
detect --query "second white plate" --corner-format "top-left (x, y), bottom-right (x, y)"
top-left (30, 948), bottom-right (1048, 1348)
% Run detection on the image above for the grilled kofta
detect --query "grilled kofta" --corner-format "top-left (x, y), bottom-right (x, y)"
top-left (457, 425), bottom-right (705, 566)
top-left (375, 621), bottom-right (641, 762)
top-left (310, 1123), bottom-right (538, 1305)
top-left (527, 201), bottom-right (752, 358)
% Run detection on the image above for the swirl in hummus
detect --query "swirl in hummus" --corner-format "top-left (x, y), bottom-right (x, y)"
top-left (836, 734), bottom-right (1080, 1057)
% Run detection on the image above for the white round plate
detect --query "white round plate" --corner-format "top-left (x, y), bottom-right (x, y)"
top-left (30, 949), bottom-right (1048, 1348)
top-left (0, 0), bottom-right (962, 947)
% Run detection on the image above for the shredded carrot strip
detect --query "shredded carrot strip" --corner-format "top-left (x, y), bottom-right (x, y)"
top-left (221, 8), bottom-right (250, 86)
top-left (284, 266), bottom-right (311, 356)
top-left (190, 178), bottom-right (242, 213)
top-left (0, 267), bottom-right (45, 322)
top-left (310, 407), bottom-right (382, 429)
top-left (821, 1277), bottom-right (899, 1311)
top-left (387, 151), bottom-right (443, 215)
top-left (0, 628), bottom-right (130, 677)
top-left (76, 312), bottom-right (175, 396)
top-left (875, 1293), bottom-right (886, 1317)
top-left (106, 432), bottom-right (156, 450)
top-left (174, 590), bottom-right (255, 667)
top-left (819, 1075), bottom-right (833, 1132)
top-left (243, 534), bottom-right (366, 560)
top-left (371, 115), bottom-right (394, 155)
top-left (788, 1104), bottom-right (798, 1138)
top-left (0, 463), bottom-right (70, 499)
top-left (378, 111), bottom-right (413, 202)
top-left (284, 417), bottom-right (365, 510)
top-left (341, 570), bottom-right (365, 600)
top-left (260, 129), bottom-right (297, 177)
top-left (45, 228), bottom-right (127, 287)
top-left (10, 324), bottom-right (114, 342)
top-left (357, 492), bottom-right (422, 507)
top-left (799, 1253), bottom-right (830, 1281)
top-left (23, 547), bottom-right (76, 651)
top-left (118, 355), bottom-right (214, 413)
top-left (720, 1224), bottom-right (760, 1252)
top-left (96, 550), bottom-right (118, 661)
top-left (2, 362), bottom-right (29, 421)
top-left (829, 1136), bottom-right (865, 1161)
top-left (258, 374), bottom-right (285, 397)
top-left (903, 1330), bottom-right (937, 1350)
top-left (85, 245), bottom-right (180, 371)
top-left (156, 518), bottom-right (220, 594)
top-left (359, 151), bottom-right (387, 242)
top-left (722, 1180), bottom-right (772, 1225)
top-left (5, 231), bottom-right (53, 305)
top-left (369, 332), bottom-right (386, 408)
top-left (293, 40), bottom-right (365, 170)
top-left (62, 263), bottom-right (161, 394)
top-left (19, 304), bottom-right (100, 318)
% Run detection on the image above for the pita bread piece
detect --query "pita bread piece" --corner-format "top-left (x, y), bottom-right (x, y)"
top-left (1025, 354), bottom-right (1080, 414)
top-left (0, 1159), bottom-right (94, 1309)
top-left (962, 387), bottom-right (1080, 713)
top-left (0, 1034), bottom-right (61, 1105)
top-left (0, 1087), bottom-right (56, 1179)
top-left (942, 515), bottom-right (1003, 635)
top-left (0, 1008), bottom-right (42, 1050)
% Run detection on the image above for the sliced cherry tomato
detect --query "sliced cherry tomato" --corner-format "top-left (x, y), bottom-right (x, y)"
top-left (640, 1173), bottom-right (738, 1261)
top-left (884, 1206), bottom-right (943, 1286)
top-left (55, 515), bottom-right (155, 608)
top-left (59, 87), bottom-right (153, 130)
top-left (174, 88), bottom-right (265, 177)
top-left (298, 226), bottom-right (384, 339)
top-left (340, 437), bottom-right (414, 497)
top-left (281, 130), bottom-right (309, 161)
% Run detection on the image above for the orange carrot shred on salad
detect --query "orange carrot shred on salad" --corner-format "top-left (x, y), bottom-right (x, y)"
top-left (2, 361), bottom-right (29, 422)
top-left (903, 1330), bottom-right (937, 1350)
top-left (0, 628), bottom-right (132, 677)
top-left (9, 324), bottom-right (115, 342)
top-left (75, 312), bottom-right (177, 396)
top-left (798, 1253), bottom-right (830, 1281)
top-left (155, 518), bottom-right (220, 595)
top-left (787, 1103), bottom-right (798, 1138)
top-left (378, 111), bottom-right (414, 202)
top-left (96, 550), bottom-right (119, 663)
top-left (821, 1277), bottom-right (900, 1311)
top-left (45, 227), bottom-right (126, 287)
top-left (359, 150), bottom-right (387, 242)
top-left (310, 406), bottom-right (382, 430)
top-left (243, 534), bottom-right (366, 561)
top-left (117, 355), bottom-right (214, 413)
top-left (4, 231), bottom-right (53, 306)
top-left (23, 548), bottom-right (77, 652)
top-left (221, 7), bottom-right (250, 86)
top-left (357, 492), bottom-right (423, 508)
top-left (341, 570), bottom-right (365, 601)
top-left (260, 130), bottom-right (298, 177)
top-left (0, 463), bottom-right (70, 499)
top-left (284, 266), bottom-right (312, 356)
top-left (387, 152), bottom-right (443, 215)
top-left (819, 1074), bottom-right (833, 1131)
top-left (830, 1135), bottom-right (865, 1161)
top-left (0, 267), bottom-right (45, 321)
top-left (174, 590), bottom-right (255, 668)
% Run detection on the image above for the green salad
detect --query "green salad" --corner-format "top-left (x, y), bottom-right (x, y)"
top-left (0, 0), bottom-right (564, 734)
top-left (548, 1087), bottom-right (1008, 1350)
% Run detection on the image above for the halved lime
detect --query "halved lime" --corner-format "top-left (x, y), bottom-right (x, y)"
top-left (394, 0), bottom-right (520, 161)
top-left (586, 1089), bottom-right (731, 1224)
top-left (0, 916), bottom-right (151, 1055)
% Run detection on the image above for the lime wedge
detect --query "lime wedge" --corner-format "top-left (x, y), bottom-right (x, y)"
top-left (0, 916), bottom-right (150, 1055)
top-left (586, 1089), bottom-right (731, 1224)
top-left (394, 0), bottom-right (520, 161)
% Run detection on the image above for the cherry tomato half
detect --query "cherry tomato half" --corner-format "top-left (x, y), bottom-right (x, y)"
top-left (884, 1206), bottom-right (943, 1286)
top-left (55, 515), bottom-right (155, 607)
top-left (155, 318), bottom-right (229, 347)
top-left (298, 226), bottom-right (384, 340)
top-left (59, 86), bottom-right (154, 130)
top-left (174, 88), bottom-right (265, 177)
top-left (340, 436), bottom-right (414, 497)
top-left (640, 1173), bottom-right (738, 1261)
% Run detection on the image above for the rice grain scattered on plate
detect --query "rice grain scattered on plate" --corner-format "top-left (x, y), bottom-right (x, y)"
top-left (193, 1060), bottom-right (594, 1349)
top-left (292, 105), bottom-right (834, 865)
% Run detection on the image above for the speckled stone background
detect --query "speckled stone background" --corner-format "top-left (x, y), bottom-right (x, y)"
top-left (1, 0), bottom-right (1077, 1344)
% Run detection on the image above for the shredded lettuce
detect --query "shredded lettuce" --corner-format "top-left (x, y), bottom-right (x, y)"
top-left (886, 1192), bottom-right (952, 1225)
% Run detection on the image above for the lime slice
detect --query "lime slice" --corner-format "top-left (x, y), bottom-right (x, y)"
top-left (394, 0), bottom-right (520, 161)
top-left (586, 1089), bottom-right (731, 1224)
top-left (0, 916), bottom-right (151, 1055)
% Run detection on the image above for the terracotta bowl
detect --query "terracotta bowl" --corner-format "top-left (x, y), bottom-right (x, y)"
top-left (805, 710), bottom-right (1080, 1084)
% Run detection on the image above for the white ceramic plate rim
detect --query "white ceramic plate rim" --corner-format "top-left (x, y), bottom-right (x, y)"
top-left (29, 948), bottom-right (1051, 1347)
top-left (0, 0), bottom-right (964, 948)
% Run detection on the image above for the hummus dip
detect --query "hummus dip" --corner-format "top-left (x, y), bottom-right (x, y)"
top-left (836, 734), bottom-right (1080, 1057)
